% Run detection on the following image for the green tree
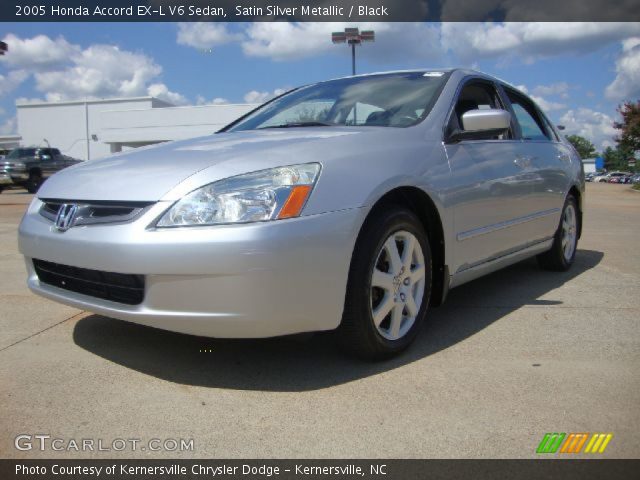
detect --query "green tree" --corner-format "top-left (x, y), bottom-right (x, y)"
top-left (602, 146), bottom-right (626, 171)
top-left (614, 101), bottom-right (640, 154)
top-left (566, 134), bottom-right (598, 159)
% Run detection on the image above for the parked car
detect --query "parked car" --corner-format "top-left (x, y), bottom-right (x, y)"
top-left (585, 172), bottom-right (597, 182)
top-left (0, 147), bottom-right (81, 193)
top-left (596, 171), bottom-right (630, 183)
top-left (18, 69), bottom-right (584, 359)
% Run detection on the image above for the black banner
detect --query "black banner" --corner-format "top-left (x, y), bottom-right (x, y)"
top-left (1, 460), bottom-right (640, 480)
top-left (3, 0), bottom-right (640, 22)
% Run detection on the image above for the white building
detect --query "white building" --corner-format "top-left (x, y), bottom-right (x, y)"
top-left (0, 134), bottom-right (21, 155)
top-left (15, 97), bottom-right (258, 161)
top-left (582, 158), bottom-right (597, 174)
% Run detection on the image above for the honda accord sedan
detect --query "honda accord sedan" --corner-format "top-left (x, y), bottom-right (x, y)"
top-left (18, 69), bottom-right (584, 359)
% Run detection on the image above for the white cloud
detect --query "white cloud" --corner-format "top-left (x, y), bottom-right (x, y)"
top-left (196, 95), bottom-right (229, 105)
top-left (515, 84), bottom-right (566, 112)
top-left (147, 83), bottom-right (189, 105)
top-left (0, 116), bottom-right (17, 135)
top-left (242, 22), bottom-right (338, 61)
top-left (0, 70), bottom-right (28, 97)
top-left (34, 44), bottom-right (163, 101)
top-left (243, 88), bottom-right (287, 104)
top-left (241, 22), bottom-right (442, 64)
top-left (560, 108), bottom-right (617, 150)
top-left (531, 95), bottom-right (566, 112)
top-left (177, 23), bottom-right (241, 50)
top-left (605, 37), bottom-right (640, 101)
top-left (0, 34), bottom-right (190, 105)
top-left (441, 23), bottom-right (640, 63)
top-left (240, 22), bottom-right (640, 69)
top-left (532, 82), bottom-right (570, 99)
top-left (15, 97), bottom-right (46, 105)
top-left (0, 33), bottom-right (78, 71)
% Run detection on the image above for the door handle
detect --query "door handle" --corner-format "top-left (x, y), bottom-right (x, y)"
top-left (514, 156), bottom-right (533, 169)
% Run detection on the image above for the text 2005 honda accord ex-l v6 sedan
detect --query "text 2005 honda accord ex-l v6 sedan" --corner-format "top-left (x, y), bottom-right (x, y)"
top-left (18, 69), bottom-right (584, 359)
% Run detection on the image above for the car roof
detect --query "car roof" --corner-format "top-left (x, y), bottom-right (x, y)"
top-left (321, 68), bottom-right (521, 92)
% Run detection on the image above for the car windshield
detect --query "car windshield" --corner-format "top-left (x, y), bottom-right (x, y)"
top-left (225, 71), bottom-right (450, 132)
top-left (7, 148), bottom-right (37, 159)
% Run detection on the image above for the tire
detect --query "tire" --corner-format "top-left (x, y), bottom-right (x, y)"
top-left (26, 172), bottom-right (42, 194)
top-left (537, 195), bottom-right (579, 272)
top-left (338, 206), bottom-right (432, 360)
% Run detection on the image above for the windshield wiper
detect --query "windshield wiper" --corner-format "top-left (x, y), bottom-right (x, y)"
top-left (258, 121), bottom-right (334, 129)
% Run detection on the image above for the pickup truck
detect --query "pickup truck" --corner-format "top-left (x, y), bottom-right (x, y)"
top-left (0, 147), bottom-right (82, 193)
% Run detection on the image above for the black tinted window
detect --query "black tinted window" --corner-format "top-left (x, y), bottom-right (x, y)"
top-left (7, 148), bottom-right (37, 158)
top-left (506, 90), bottom-right (550, 141)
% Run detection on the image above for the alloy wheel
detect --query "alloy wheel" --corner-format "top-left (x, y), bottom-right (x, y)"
top-left (561, 203), bottom-right (577, 262)
top-left (370, 230), bottom-right (426, 341)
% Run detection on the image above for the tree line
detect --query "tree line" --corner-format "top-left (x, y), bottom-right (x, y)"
top-left (565, 100), bottom-right (639, 172)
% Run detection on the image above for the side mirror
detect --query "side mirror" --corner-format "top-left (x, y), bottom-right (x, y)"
top-left (448, 109), bottom-right (511, 143)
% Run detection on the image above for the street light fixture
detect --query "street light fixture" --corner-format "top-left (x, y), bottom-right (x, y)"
top-left (331, 28), bottom-right (375, 76)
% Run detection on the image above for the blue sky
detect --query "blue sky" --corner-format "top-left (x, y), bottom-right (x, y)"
top-left (2, 22), bottom-right (640, 149)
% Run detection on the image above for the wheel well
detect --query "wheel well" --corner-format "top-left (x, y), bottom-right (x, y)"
top-left (568, 185), bottom-right (582, 238)
top-left (28, 167), bottom-right (42, 178)
top-left (363, 187), bottom-right (447, 307)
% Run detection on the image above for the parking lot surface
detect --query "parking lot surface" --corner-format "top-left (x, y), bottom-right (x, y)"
top-left (1, 183), bottom-right (638, 458)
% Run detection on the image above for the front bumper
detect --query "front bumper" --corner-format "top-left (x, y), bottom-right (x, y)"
top-left (19, 198), bottom-right (365, 338)
top-left (0, 174), bottom-right (12, 186)
top-left (10, 172), bottom-right (29, 181)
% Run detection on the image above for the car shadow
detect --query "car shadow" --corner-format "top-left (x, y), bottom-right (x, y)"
top-left (73, 249), bottom-right (603, 392)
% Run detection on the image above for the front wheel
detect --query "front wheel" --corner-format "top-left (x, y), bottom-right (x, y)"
top-left (26, 172), bottom-right (42, 194)
top-left (338, 207), bottom-right (432, 360)
top-left (537, 195), bottom-right (579, 271)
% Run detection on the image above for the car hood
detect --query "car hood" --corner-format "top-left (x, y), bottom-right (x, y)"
top-left (37, 127), bottom-right (396, 202)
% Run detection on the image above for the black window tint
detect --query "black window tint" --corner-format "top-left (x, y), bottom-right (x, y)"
top-left (506, 90), bottom-right (550, 141)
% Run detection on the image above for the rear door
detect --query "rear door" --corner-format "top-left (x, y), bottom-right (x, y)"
top-left (444, 78), bottom-right (537, 273)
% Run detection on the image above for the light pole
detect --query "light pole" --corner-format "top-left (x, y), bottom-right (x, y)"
top-left (331, 28), bottom-right (375, 76)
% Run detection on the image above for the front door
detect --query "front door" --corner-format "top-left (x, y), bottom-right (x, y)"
top-left (444, 79), bottom-right (537, 274)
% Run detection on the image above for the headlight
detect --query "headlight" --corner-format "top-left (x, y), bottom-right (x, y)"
top-left (156, 163), bottom-right (321, 227)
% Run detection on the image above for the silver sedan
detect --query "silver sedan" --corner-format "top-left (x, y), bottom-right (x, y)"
top-left (18, 68), bottom-right (584, 359)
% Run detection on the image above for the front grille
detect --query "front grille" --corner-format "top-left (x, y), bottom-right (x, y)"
top-left (39, 199), bottom-right (153, 226)
top-left (33, 259), bottom-right (144, 305)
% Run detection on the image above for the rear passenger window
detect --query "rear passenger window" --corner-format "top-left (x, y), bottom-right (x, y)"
top-left (506, 90), bottom-right (551, 141)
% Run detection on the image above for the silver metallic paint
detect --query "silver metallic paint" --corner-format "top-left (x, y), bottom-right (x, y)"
top-left (19, 69), bottom-right (584, 338)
